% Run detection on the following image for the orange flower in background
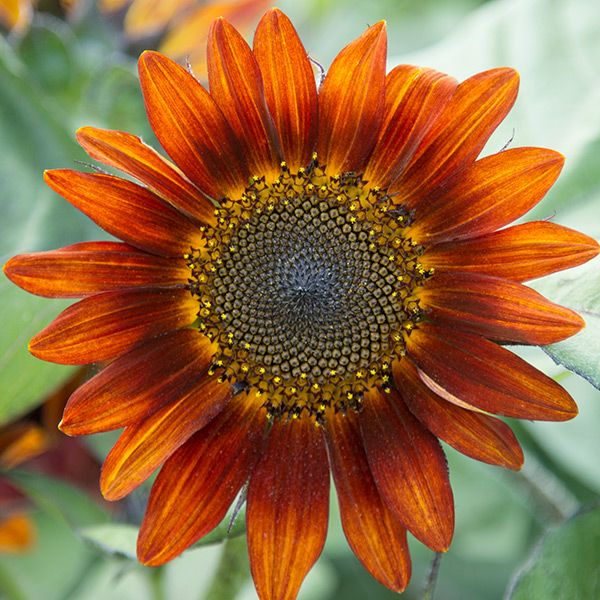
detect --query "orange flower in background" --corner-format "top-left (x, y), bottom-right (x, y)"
top-left (0, 423), bottom-right (47, 553)
top-left (0, 369), bottom-right (101, 554)
top-left (0, 0), bottom-right (32, 31)
top-left (101, 0), bottom-right (271, 75)
top-left (1, 0), bottom-right (269, 79)
top-left (4, 8), bottom-right (600, 598)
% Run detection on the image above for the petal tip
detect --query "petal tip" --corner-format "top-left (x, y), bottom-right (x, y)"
top-left (27, 336), bottom-right (43, 359)
top-left (136, 543), bottom-right (164, 568)
top-left (75, 126), bottom-right (99, 144)
top-left (138, 50), bottom-right (167, 74)
top-left (511, 455), bottom-right (525, 472)
top-left (367, 19), bottom-right (387, 41)
top-left (57, 417), bottom-right (74, 436)
top-left (99, 475), bottom-right (121, 502)
top-left (139, 49), bottom-right (159, 63)
top-left (491, 66), bottom-right (520, 84)
top-left (3, 256), bottom-right (16, 280)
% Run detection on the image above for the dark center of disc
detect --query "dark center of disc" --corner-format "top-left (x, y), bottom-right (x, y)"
top-left (208, 196), bottom-right (401, 383)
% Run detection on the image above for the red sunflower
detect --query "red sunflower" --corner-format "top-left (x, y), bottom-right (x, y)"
top-left (4, 8), bottom-right (599, 598)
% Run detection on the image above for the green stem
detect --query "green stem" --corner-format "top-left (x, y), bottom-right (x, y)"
top-left (0, 562), bottom-right (28, 600)
top-left (511, 457), bottom-right (577, 524)
top-left (422, 552), bottom-right (443, 600)
top-left (511, 421), bottom-right (598, 503)
top-left (148, 566), bottom-right (166, 600)
top-left (61, 555), bottom-right (102, 600)
top-left (203, 535), bottom-right (250, 600)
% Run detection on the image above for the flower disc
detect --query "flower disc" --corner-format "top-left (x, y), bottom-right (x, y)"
top-left (188, 161), bottom-right (431, 420)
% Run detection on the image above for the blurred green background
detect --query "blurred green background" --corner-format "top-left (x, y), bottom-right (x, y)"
top-left (1, 0), bottom-right (599, 598)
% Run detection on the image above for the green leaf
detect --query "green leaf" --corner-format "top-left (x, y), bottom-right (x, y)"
top-left (532, 261), bottom-right (600, 391)
top-left (193, 508), bottom-right (246, 547)
top-left (6, 469), bottom-right (109, 529)
top-left (507, 505), bottom-right (600, 599)
top-left (16, 18), bottom-right (78, 100)
top-left (79, 506), bottom-right (247, 563)
top-left (0, 27), bottom-right (109, 425)
top-left (80, 523), bottom-right (139, 560)
top-left (0, 511), bottom-right (102, 600)
top-left (0, 18), bottom-right (153, 425)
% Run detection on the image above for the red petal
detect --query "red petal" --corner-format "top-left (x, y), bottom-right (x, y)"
top-left (407, 323), bottom-right (578, 420)
top-left (423, 221), bottom-right (600, 281)
top-left (247, 417), bottom-right (329, 600)
top-left (138, 394), bottom-right (266, 566)
top-left (4, 242), bottom-right (187, 298)
top-left (316, 22), bottom-right (387, 174)
top-left (44, 170), bottom-right (201, 257)
top-left (409, 148), bottom-right (564, 243)
top-left (60, 329), bottom-right (215, 435)
top-left (365, 65), bottom-right (456, 188)
top-left (253, 8), bottom-right (317, 171)
top-left (392, 68), bottom-right (519, 205)
top-left (101, 375), bottom-right (232, 500)
top-left (76, 127), bottom-right (215, 225)
top-left (394, 360), bottom-right (524, 470)
top-left (419, 272), bottom-right (584, 344)
top-left (326, 412), bottom-right (411, 592)
top-left (29, 288), bottom-right (197, 364)
top-left (208, 18), bottom-right (282, 179)
top-left (360, 387), bottom-right (454, 551)
top-left (138, 51), bottom-right (249, 199)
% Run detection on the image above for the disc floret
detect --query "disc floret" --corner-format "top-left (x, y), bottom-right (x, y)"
top-left (186, 157), bottom-right (432, 422)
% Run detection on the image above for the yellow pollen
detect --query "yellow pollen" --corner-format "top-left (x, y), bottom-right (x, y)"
top-left (186, 158), bottom-right (427, 421)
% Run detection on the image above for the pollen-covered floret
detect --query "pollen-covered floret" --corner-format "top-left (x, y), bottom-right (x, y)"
top-left (186, 158), bottom-right (433, 421)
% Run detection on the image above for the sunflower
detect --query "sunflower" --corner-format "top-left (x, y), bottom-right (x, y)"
top-left (99, 0), bottom-right (271, 76)
top-left (4, 7), bottom-right (599, 597)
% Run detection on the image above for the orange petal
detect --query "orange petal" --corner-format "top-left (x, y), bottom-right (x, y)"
top-left (160, 0), bottom-right (271, 75)
top-left (326, 412), bottom-right (411, 592)
top-left (407, 323), bottom-right (578, 421)
top-left (99, 0), bottom-right (129, 12)
top-left (394, 360), bottom-right (523, 470)
top-left (60, 329), bottom-right (215, 435)
top-left (365, 65), bottom-right (456, 188)
top-left (247, 417), bottom-right (329, 600)
top-left (208, 17), bottom-right (282, 180)
top-left (76, 127), bottom-right (215, 225)
top-left (101, 376), bottom-right (232, 500)
top-left (0, 513), bottom-right (35, 553)
top-left (29, 288), bottom-right (197, 365)
top-left (316, 22), bottom-right (387, 174)
top-left (0, 0), bottom-right (30, 32)
top-left (123, 0), bottom-right (193, 38)
top-left (253, 8), bottom-right (317, 171)
top-left (44, 170), bottom-right (200, 257)
top-left (138, 51), bottom-right (249, 199)
top-left (423, 221), bottom-right (600, 282)
top-left (4, 241), bottom-right (188, 298)
top-left (0, 423), bottom-right (50, 469)
top-left (409, 148), bottom-right (564, 243)
top-left (138, 394), bottom-right (266, 566)
top-left (392, 68), bottom-right (519, 206)
top-left (360, 387), bottom-right (454, 552)
top-left (419, 272), bottom-right (584, 345)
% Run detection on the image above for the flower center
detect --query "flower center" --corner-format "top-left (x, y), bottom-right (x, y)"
top-left (186, 158), bottom-right (432, 421)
